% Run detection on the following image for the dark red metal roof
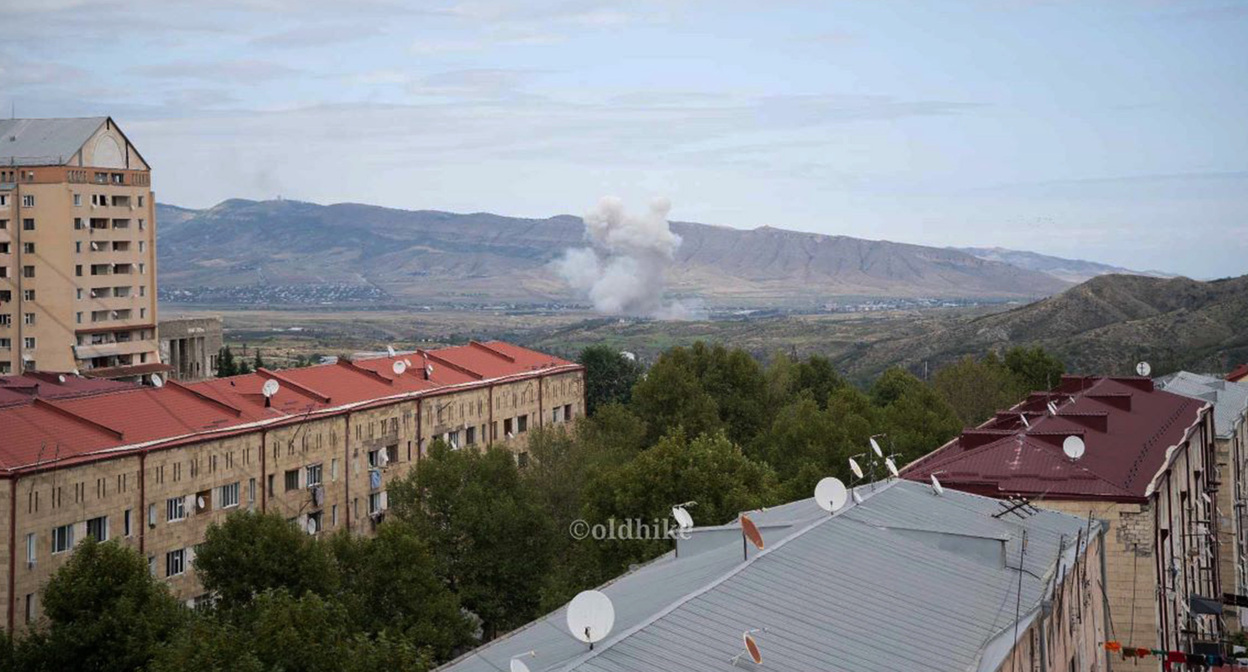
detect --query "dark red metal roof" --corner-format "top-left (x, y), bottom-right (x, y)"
top-left (1228, 363), bottom-right (1248, 383)
top-left (902, 376), bottom-right (1209, 502)
top-left (0, 341), bottom-right (578, 475)
top-left (0, 373), bottom-right (137, 408)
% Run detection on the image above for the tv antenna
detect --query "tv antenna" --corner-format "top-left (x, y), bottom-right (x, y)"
top-left (509, 651), bottom-right (537, 672)
top-left (670, 501), bottom-right (696, 530)
top-left (730, 628), bottom-right (767, 667)
top-left (814, 477), bottom-right (848, 513)
top-left (566, 590), bottom-right (615, 650)
top-left (1062, 436), bottom-right (1085, 461)
top-left (1136, 361), bottom-right (1151, 377)
top-left (262, 379), bottom-right (280, 407)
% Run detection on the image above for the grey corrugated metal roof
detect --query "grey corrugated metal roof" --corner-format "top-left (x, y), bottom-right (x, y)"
top-left (0, 117), bottom-right (106, 166)
top-left (438, 480), bottom-right (1096, 672)
top-left (1157, 371), bottom-right (1248, 438)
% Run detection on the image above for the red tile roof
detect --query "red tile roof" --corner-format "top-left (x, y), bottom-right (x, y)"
top-left (0, 341), bottom-right (578, 475)
top-left (1228, 364), bottom-right (1248, 383)
top-left (902, 376), bottom-right (1210, 502)
top-left (81, 362), bottom-right (173, 379)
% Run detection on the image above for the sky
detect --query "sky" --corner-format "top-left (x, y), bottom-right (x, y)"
top-left (1, 0), bottom-right (1245, 278)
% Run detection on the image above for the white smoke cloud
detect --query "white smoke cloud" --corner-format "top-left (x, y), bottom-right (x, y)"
top-left (555, 196), bottom-right (704, 319)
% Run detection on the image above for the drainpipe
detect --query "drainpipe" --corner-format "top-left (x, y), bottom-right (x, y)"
top-left (138, 452), bottom-right (146, 554)
top-left (7, 475), bottom-right (17, 634)
top-left (344, 414), bottom-right (351, 533)
top-left (259, 430), bottom-right (266, 513)
top-left (1100, 523), bottom-right (1112, 672)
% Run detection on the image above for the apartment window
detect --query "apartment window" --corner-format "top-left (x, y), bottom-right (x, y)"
top-left (331, 504), bottom-right (338, 527)
top-left (24, 595), bottom-right (34, 625)
top-left (368, 492), bottom-right (384, 515)
top-left (0, 268), bottom-right (6, 280)
top-left (124, 509), bottom-right (132, 537)
top-left (219, 482), bottom-right (240, 509)
top-left (73, 194), bottom-right (82, 207)
top-left (25, 533), bottom-right (35, 566)
top-left (148, 556), bottom-right (156, 577)
top-left (22, 289), bottom-right (33, 301)
top-left (166, 496), bottom-right (186, 522)
top-left (466, 426), bottom-right (476, 445)
top-left (139, 285), bottom-right (146, 297)
top-left (86, 515), bottom-right (108, 542)
top-left (0, 219), bottom-right (6, 229)
top-left (504, 418), bottom-right (514, 437)
top-left (0, 243), bottom-right (7, 254)
top-left (284, 469), bottom-right (299, 491)
top-left (139, 241), bottom-right (145, 252)
top-left (138, 195), bottom-right (145, 207)
top-left (22, 242), bottom-right (33, 254)
top-left (248, 478), bottom-right (256, 504)
top-left (518, 415), bottom-right (528, 433)
top-left (307, 510), bottom-right (323, 534)
top-left (23, 337), bottom-right (34, 350)
top-left (148, 503), bottom-right (157, 527)
top-left (74, 217), bottom-right (83, 230)
top-left (267, 474), bottom-right (275, 496)
top-left (22, 195), bottom-right (34, 208)
top-left (139, 219), bottom-right (145, 230)
top-left (330, 458), bottom-right (338, 481)
top-left (23, 313), bottom-right (34, 326)
top-left (0, 339), bottom-right (10, 349)
top-left (22, 218), bottom-right (34, 230)
top-left (517, 451), bottom-right (530, 469)
top-left (75, 264), bottom-right (82, 277)
top-left (51, 524), bottom-right (74, 554)
top-left (165, 549), bottom-right (186, 577)
top-left (0, 195), bottom-right (7, 206)
top-left (306, 464), bottom-right (322, 488)
top-left (75, 241), bottom-right (81, 254)
top-left (76, 312), bottom-right (82, 324)
top-left (565, 404), bottom-right (573, 419)
top-left (22, 266), bottom-right (34, 278)
top-left (138, 263), bottom-right (145, 274)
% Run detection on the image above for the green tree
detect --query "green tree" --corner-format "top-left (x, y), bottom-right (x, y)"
top-left (194, 511), bottom-right (337, 611)
top-left (932, 354), bottom-right (1027, 426)
top-left (328, 522), bottom-right (472, 659)
top-left (578, 345), bottom-right (644, 415)
top-left (253, 349), bottom-right (266, 371)
top-left (686, 342), bottom-right (771, 445)
top-left (1003, 346), bottom-right (1065, 391)
top-left (12, 538), bottom-right (186, 672)
top-left (872, 367), bottom-right (962, 463)
top-left (216, 346), bottom-right (238, 377)
top-left (388, 442), bottom-right (556, 638)
top-left (630, 346), bottom-right (722, 443)
top-left (579, 431), bottom-right (776, 578)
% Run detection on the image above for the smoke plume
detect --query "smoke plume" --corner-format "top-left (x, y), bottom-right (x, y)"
top-left (555, 197), bottom-right (703, 320)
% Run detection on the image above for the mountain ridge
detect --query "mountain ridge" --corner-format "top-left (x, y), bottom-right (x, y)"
top-left (156, 199), bottom-right (1078, 307)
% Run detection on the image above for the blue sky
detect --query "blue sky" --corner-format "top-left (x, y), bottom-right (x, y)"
top-left (2, 0), bottom-right (1245, 277)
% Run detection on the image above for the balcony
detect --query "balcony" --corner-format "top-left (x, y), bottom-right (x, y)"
top-left (74, 339), bottom-right (154, 360)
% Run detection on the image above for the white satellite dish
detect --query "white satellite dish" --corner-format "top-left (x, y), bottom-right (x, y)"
top-left (930, 474), bottom-right (944, 496)
top-left (1136, 361), bottom-right (1152, 377)
top-left (57, 374), bottom-right (67, 384)
top-left (387, 345), bottom-right (396, 358)
top-left (425, 364), bottom-right (434, 378)
top-left (509, 653), bottom-right (536, 672)
top-left (150, 373), bottom-right (163, 388)
top-left (262, 379), bottom-right (280, 398)
top-left (1062, 435), bottom-right (1086, 460)
top-left (884, 457), bottom-right (899, 478)
top-left (620, 351), bottom-right (636, 362)
top-left (869, 437), bottom-right (884, 458)
top-left (848, 457), bottom-right (863, 479)
top-left (196, 496), bottom-right (206, 509)
top-left (1019, 413), bottom-right (1030, 429)
top-left (378, 449), bottom-right (390, 466)
top-left (1046, 401), bottom-right (1058, 416)
top-left (306, 518), bottom-right (317, 535)
top-left (1201, 492), bottom-right (1212, 505)
top-left (507, 431), bottom-right (515, 439)
top-left (851, 490), bottom-right (863, 505)
top-left (393, 360), bottom-right (407, 376)
top-left (566, 590), bottom-right (615, 645)
top-left (404, 359), bottom-right (413, 367)
top-left (671, 506), bottom-right (694, 530)
top-left (814, 477), bottom-right (848, 513)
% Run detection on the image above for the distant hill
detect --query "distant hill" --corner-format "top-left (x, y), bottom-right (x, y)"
top-left (953, 246), bottom-right (1174, 284)
top-left (848, 273), bottom-right (1248, 377)
top-left (156, 199), bottom-right (1071, 307)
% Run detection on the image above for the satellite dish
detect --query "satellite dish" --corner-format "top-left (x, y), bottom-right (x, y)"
top-left (851, 490), bottom-right (864, 505)
top-left (1062, 435), bottom-right (1086, 460)
top-left (1019, 413), bottom-right (1030, 429)
top-left (404, 359), bottom-right (413, 367)
top-left (930, 474), bottom-right (944, 496)
top-left (848, 457), bottom-right (863, 479)
top-left (671, 506), bottom-right (694, 530)
top-left (620, 351), bottom-right (636, 362)
top-left (57, 374), bottom-right (66, 384)
top-left (393, 360), bottom-right (407, 376)
top-left (262, 379), bottom-right (280, 398)
top-left (744, 631), bottom-right (763, 665)
top-left (869, 437), bottom-right (883, 458)
top-left (566, 590), bottom-right (615, 645)
top-left (425, 364), bottom-right (434, 378)
top-left (378, 449), bottom-right (390, 466)
top-left (740, 514), bottom-right (764, 550)
top-left (306, 518), bottom-right (317, 535)
top-left (507, 431), bottom-right (515, 439)
top-left (814, 477), bottom-right (848, 513)
top-left (509, 654), bottom-right (536, 672)
top-left (196, 496), bottom-right (206, 509)
top-left (1136, 361), bottom-right (1152, 377)
top-left (386, 345), bottom-right (396, 358)
top-left (884, 457), bottom-right (899, 478)
top-left (150, 373), bottom-right (163, 388)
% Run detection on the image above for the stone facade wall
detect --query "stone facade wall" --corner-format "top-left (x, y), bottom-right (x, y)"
top-left (0, 367), bottom-right (584, 632)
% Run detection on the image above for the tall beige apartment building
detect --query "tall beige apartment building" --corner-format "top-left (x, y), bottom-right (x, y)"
top-left (0, 117), bottom-right (162, 379)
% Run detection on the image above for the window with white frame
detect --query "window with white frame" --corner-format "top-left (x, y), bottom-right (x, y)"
top-left (51, 524), bottom-right (73, 554)
top-left (21, 195), bottom-right (34, 207)
top-left (25, 533), bottom-right (35, 566)
top-left (166, 496), bottom-right (185, 522)
top-left (219, 482), bottom-right (240, 509)
top-left (368, 491), bottom-right (385, 515)
top-left (165, 549), bottom-right (185, 577)
top-left (86, 515), bottom-right (108, 542)
top-left (306, 463), bottom-right (322, 488)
